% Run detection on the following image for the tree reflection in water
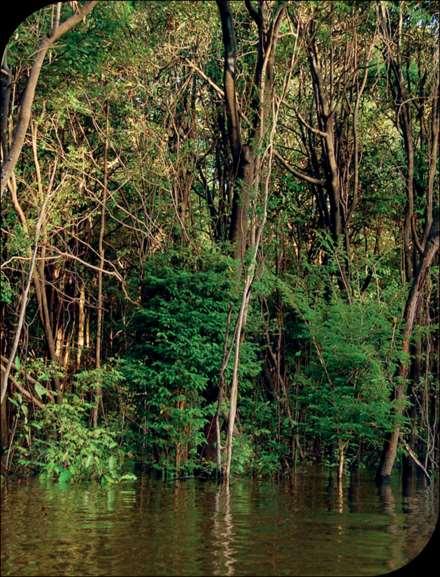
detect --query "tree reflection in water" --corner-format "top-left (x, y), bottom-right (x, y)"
top-left (1, 470), bottom-right (437, 576)
top-left (213, 483), bottom-right (235, 576)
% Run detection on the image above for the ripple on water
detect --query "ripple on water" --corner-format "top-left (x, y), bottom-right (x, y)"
top-left (1, 471), bottom-right (437, 577)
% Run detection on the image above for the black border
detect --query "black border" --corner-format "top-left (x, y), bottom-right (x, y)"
top-left (0, 1), bottom-right (439, 576)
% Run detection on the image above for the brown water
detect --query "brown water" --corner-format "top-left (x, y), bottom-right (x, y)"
top-left (1, 467), bottom-right (437, 576)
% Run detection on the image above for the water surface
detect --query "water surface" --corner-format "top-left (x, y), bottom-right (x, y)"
top-left (1, 467), bottom-right (437, 576)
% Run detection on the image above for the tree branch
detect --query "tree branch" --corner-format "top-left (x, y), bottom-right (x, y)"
top-left (1, 0), bottom-right (98, 195)
top-left (273, 149), bottom-right (324, 186)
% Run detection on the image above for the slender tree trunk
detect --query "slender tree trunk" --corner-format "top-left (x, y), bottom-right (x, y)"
top-left (216, 0), bottom-right (286, 481)
top-left (0, 393), bottom-right (8, 469)
top-left (0, 49), bottom-right (11, 163)
top-left (224, 275), bottom-right (252, 480)
top-left (1, 1), bottom-right (97, 195)
top-left (378, 224), bottom-right (439, 481)
top-left (35, 242), bottom-right (62, 400)
top-left (0, 187), bottom-right (54, 405)
top-left (93, 102), bottom-right (109, 427)
top-left (76, 282), bottom-right (86, 370)
top-left (215, 306), bottom-right (233, 476)
top-left (338, 439), bottom-right (347, 482)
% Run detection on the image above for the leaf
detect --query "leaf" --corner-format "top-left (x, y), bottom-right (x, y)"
top-left (14, 356), bottom-right (21, 371)
top-left (108, 455), bottom-right (116, 472)
top-left (58, 468), bottom-right (72, 484)
top-left (119, 473), bottom-right (137, 481)
top-left (35, 382), bottom-right (49, 399)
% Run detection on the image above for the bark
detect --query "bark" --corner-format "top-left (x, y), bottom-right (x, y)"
top-left (376, 2), bottom-right (439, 480)
top-left (0, 49), bottom-right (11, 162)
top-left (301, 31), bottom-right (356, 297)
top-left (378, 223), bottom-right (439, 481)
top-left (215, 306), bottom-right (233, 476)
top-left (35, 261), bottom-right (61, 399)
top-left (217, 0), bottom-right (286, 260)
top-left (0, 185), bottom-right (54, 405)
top-left (224, 275), bottom-right (253, 480)
top-left (5, 145), bottom-right (61, 398)
top-left (423, 68), bottom-right (439, 248)
top-left (93, 101), bottom-right (109, 427)
top-left (216, 0), bottom-right (241, 171)
top-left (32, 127), bottom-right (62, 399)
top-left (306, 42), bottom-right (342, 239)
top-left (216, 1), bottom-right (286, 481)
top-left (338, 439), bottom-right (347, 482)
top-left (76, 282), bottom-right (86, 370)
top-left (229, 145), bottom-right (254, 260)
top-left (0, 390), bottom-right (7, 462)
top-left (216, 0), bottom-right (248, 258)
top-left (222, 145), bottom-right (280, 482)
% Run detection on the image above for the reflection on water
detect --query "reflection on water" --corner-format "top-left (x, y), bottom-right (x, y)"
top-left (1, 467), bottom-right (437, 576)
top-left (213, 483), bottom-right (235, 576)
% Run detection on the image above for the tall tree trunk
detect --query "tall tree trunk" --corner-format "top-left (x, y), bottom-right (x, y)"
top-left (216, 0), bottom-right (249, 261)
top-left (378, 224), bottom-right (439, 481)
top-left (216, 0), bottom-right (286, 481)
top-left (92, 102), bottom-right (109, 427)
top-left (76, 282), bottom-right (86, 370)
top-left (0, 49), bottom-right (11, 163)
top-left (0, 185), bottom-right (54, 405)
top-left (229, 145), bottom-right (254, 260)
top-left (377, 2), bottom-right (439, 481)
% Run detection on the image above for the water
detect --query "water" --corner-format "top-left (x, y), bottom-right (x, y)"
top-left (1, 467), bottom-right (437, 576)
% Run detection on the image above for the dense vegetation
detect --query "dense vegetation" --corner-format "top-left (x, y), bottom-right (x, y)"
top-left (1, 0), bottom-right (438, 485)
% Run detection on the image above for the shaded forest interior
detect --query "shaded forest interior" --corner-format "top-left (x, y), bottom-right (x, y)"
top-left (0, 0), bottom-right (439, 485)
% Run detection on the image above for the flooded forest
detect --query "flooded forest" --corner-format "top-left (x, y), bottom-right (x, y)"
top-left (1, 1), bottom-right (439, 576)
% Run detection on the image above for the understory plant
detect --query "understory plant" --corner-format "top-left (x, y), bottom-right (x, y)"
top-left (119, 248), bottom-right (261, 477)
top-left (279, 263), bottom-right (405, 474)
top-left (18, 392), bottom-right (135, 484)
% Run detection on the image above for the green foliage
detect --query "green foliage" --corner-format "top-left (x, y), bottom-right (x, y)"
top-left (18, 393), bottom-right (135, 484)
top-left (230, 433), bottom-right (254, 476)
top-left (24, 358), bottom-right (64, 387)
top-left (45, 2), bottom-right (134, 82)
top-left (283, 283), bottom-right (401, 457)
top-left (6, 223), bottom-right (32, 257)
top-left (74, 365), bottom-right (124, 395)
top-left (3, 0), bottom-right (437, 483)
top-left (119, 249), bottom-right (260, 476)
top-left (239, 394), bottom-right (292, 476)
top-left (0, 272), bottom-right (14, 304)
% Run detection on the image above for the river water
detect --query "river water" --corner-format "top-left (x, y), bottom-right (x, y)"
top-left (1, 467), bottom-right (437, 576)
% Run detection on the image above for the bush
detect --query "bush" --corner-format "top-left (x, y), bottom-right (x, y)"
top-left (18, 394), bottom-right (135, 484)
top-left (120, 248), bottom-right (261, 476)
top-left (287, 290), bottom-right (401, 465)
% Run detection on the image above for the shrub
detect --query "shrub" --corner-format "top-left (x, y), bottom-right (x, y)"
top-left (120, 248), bottom-right (261, 476)
top-left (18, 394), bottom-right (135, 484)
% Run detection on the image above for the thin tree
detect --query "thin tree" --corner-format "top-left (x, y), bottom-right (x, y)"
top-left (1, 1), bottom-right (98, 196)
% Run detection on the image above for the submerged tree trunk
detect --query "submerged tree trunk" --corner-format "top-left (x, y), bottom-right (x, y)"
top-left (337, 439), bottom-right (348, 482)
top-left (378, 224), bottom-right (439, 481)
